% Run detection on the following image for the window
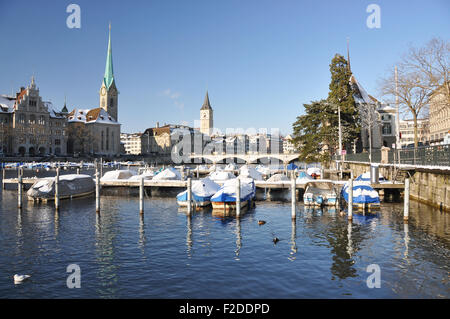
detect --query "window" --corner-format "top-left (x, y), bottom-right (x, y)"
top-left (106, 127), bottom-right (109, 151)
top-left (29, 99), bottom-right (37, 107)
top-left (39, 115), bottom-right (45, 125)
top-left (55, 139), bottom-right (61, 145)
top-left (382, 124), bottom-right (392, 135)
top-left (29, 115), bottom-right (36, 124)
top-left (19, 114), bottom-right (26, 124)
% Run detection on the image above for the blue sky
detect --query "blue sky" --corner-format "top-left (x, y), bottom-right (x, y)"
top-left (0, 0), bottom-right (449, 135)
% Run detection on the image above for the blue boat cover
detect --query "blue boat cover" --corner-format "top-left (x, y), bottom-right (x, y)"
top-left (341, 182), bottom-right (380, 204)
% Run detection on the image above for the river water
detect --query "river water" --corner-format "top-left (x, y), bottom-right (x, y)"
top-left (0, 177), bottom-right (449, 298)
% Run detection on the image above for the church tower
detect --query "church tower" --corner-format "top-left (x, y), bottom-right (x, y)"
top-left (200, 91), bottom-right (213, 135)
top-left (99, 23), bottom-right (118, 121)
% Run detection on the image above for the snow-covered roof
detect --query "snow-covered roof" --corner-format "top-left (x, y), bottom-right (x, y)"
top-left (349, 75), bottom-right (375, 105)
top-left (0, 95), bottom-right (15, 113)
top-left (68, 108), bottom-right (119, 125)
top-left (43, 101), bottom-right (65, 119)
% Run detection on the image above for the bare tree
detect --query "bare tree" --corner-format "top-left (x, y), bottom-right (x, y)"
top-left (358, 102), bottom-right (379, 163)
top-left (379, 38), bottom-right (449, 148)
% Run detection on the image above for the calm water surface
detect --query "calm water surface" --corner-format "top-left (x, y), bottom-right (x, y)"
top-left (0, 187), bottom-right (449, 298)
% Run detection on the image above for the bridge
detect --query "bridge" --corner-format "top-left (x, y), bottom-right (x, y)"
top-left (189, 153), bottom-right (300, 164)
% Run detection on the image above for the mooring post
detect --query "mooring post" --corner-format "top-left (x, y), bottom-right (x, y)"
top-left (55, 167), bottom-right (60, 210)
top-left (187, 177), bottom-right (192, 215)
top-left (291, 174), bottom-right (296, 219)
top-left (2, 167), bottom-right (5, 189)
top-left (95, 171), bottom-right (100, 213)
top-left (348, 177), bottom-right (353, 221)
top-left (17, 169), bottom-right (23, 209)
top-left (100, 157), bottom-right (103, 178)
top-left (77, 167), bottom-right (80, 175)
top-left (236, 178), bottom-right (241, 218)
top-left (404, 178), bottom-right (410, 222)
top-left (139, 177), bottom-right (144, 214)
top-left (196, 165), bottom-right (199, 179)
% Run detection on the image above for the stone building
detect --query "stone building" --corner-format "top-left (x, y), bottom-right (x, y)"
top-left (429, 83), bottom-right (450, 145)
top-left (121, 132), bottom-right (142, 155)
top-left (0, 77), bottom-right (67, 156)
top-left (200, 91), bottom-right (213, 136)
top-left (398, 118), bottom-right (430, 148)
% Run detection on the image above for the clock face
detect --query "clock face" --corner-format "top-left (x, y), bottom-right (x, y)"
top-left (101, 87), bottom-right (106, 96)
top-left (202, 112), bottom-right (208, 119)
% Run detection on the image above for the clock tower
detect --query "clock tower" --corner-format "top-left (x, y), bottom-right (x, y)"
top-left (100, 23), bottom-right (118, 121)
top-left (200, 91), bottom-right (213, 136)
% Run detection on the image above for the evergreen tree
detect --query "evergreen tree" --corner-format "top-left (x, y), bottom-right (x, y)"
top-left (327, 54), bottom-right (360, 151)
top-left (292, 100), bottom-right (338, 164)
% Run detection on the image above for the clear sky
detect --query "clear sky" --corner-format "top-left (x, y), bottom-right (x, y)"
top-left (0, 0), bottom-right (449, 135)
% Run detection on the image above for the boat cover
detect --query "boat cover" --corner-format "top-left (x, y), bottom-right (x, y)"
top-left (176, 177), bottom-right (221, 202)
top-left (341, 181), bottom-right (380, 204)
top-left (211, 178), bottom-right (255, 202)
top-left (27, 174), bottom-right (95, 199)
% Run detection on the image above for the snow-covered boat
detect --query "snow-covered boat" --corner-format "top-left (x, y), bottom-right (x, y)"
top-left (303, 181), bottom-right (338, 206)
top-left (211, 177), bottom-right (256, 211)
top-left (296, 171), bottom-right (314, 184)
top-left (341, 181), bottom-right (380, 210)
top-left (128, 169), bottom-right (155, 181)
top-left (100, 169), bottom-right (136, 182)
top-left (306, 167), bottom-right (321, 179)
top-left (27, 174), bottom-right (95, 202)
top-left (209, 170), bottom-right (235, 182)
top-left (176, 177), bottom-right (221, 207)
top-left (152, 167), bottom-right (182, 181)
top-left (355, 171), bottom-right (388, 183)
top-left (239, 165), bottom-right (263, 180)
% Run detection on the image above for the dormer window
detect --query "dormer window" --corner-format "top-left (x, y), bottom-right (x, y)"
top-left (78, 116), bottom-right (82, 120)
top-left (108, 116), bottom-right (112, 120)
top-left (79, 111), bottom-right (83, 114)
top-left (100, 116), bottom-right (104, 120)
top-left (69, 116), bottom-right (73, 120)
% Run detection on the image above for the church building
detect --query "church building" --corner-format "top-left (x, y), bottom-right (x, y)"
top-left (67, 24), bottom-right (121, 156)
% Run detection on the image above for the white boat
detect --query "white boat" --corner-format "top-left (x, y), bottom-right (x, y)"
top-left (128, 169), bottom-right (155, 181)
top-left (152, 167), bottom-right (182, 181)
top-left (176, 177), bottom-right (221, 207)
top-left (27, 174), bottom-right (95, 202)
top-left (239, 165), bottom-right (263, 180)
top-left (209, 170), bottom-right (235, 182)
top-left (211, 177), bottom-right (256, 211)
top-left (100, 169), bottom-right (136, 182)
top-left (303, 181), bottom-right (338, 207)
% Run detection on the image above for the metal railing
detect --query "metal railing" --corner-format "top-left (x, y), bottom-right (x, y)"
top-left (336, 144), bottom-right (450, 167)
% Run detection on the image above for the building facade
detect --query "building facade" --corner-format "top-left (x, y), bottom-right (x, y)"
top-left (0, 77), bottom-right (68, 156)
top-left (429, 83), bottom-right (450, 145)
top-left (121, 133), bottom-right (142, 155)
top-left (200, 91), bottom-right (213, 136)
top-left (399, 118), bottom-right (430, 148)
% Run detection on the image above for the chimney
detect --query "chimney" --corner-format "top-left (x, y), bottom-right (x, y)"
top-left (156, 122), bottom-right (159, 128)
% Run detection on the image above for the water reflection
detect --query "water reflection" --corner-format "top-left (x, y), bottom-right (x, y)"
top-left (186, 214), bottom-right (193, 258)
top-left (94, 208), bottom-right (119, 298)
top-left (289, 219), bottom-right (297, 261)
top-left (404, 223), bottom-right (410, 260)
top-left (139, 213), bottom-right (146, 251)
top-left (235, 218), bottom-right (241, 260)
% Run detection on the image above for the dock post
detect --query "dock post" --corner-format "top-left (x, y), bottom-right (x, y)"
top-left (77, 167), bottom-right (80, 175)
top-left (348, 178), bottom-right (353, 221)
top-left (95, 171), bottom-right (100, 213)
top-left (100, 157), bottom-right (103, 178)
top-left (404, 178), bottom-right (410, 222)
top-left (196, 165), bottom-right (199, 179)
top-left (17, 169), bottom-right (23, 209)
top-left (236, 178), bottom-right (241, 218)
top-left (291, 174), bottom-right (296, 219)
top-left (139, 177), bottom-right (144, 214)
top-left (187, 178), bottom-right (192, 215)
top-left (2, 168), bottom-right (5, 189)
top-left (55, 167), bottom-right (60, 210)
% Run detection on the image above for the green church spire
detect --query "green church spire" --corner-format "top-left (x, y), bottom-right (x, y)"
top-left (103, 23), bottom-right (114, 89)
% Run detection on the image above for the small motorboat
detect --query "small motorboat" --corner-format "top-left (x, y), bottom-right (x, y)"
top-left (27, 174), bottom-right (95, 202)
top-left (355, 171), bottom-right (388, 183)
top-left (211, 177), bottom-right (256, 211)
top-left (152, 167), bottom-right (182, 181)
top-left (341, 181), bottom-right (380, 210)
top-left (307, 167), bottom-right (321, 179)
top-left (176, 177), bottom-right (221, 207)
top-left (296, 171), bottom-right (314, 184)
top-left (239, 165), bottom-right (263, 180)
top-left (100, 169), bottom-right (136, 182)
top-left (128, 169), bottom-right (155, 181)
top-left (303, 181), bottom-right (338, 206)
top-left (209, 170), bottom-right (235, 182)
